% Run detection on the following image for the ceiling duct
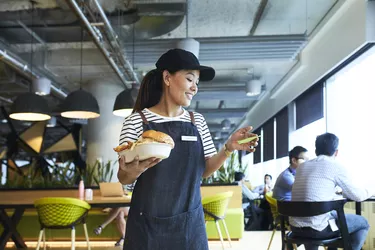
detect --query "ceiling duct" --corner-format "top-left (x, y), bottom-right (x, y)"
top-left (0, 48), bottom-right (67, 99)
top-left (120, 34), bottom-right (307, 64)
top-left (0, 0), bottom-right (186, 43)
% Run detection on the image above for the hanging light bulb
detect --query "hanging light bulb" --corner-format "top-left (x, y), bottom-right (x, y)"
top-left (9, 2), bottom-right (51, 121)
top-left (10, 93), bottom-right (51, 121)
top-left (113, 90), bottom-right (134, 117)
top-left (176, 0), bottom-right (200, 58)
top-left (246, 79), bottom-right (262, 96)
top-left (32, 77), bottom-right (51, 96)
top-left (60, 16), bottom-right (100, 119)
top-left (61, 90), bottom-right (100, 119)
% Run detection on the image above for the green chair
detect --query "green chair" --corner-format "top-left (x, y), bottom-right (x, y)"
top-left (202, 191), bottom-right (233, 250)
top-left (34, 197), bottom-right (91, 250)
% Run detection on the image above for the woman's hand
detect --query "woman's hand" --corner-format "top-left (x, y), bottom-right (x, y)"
top-left (226, 126), bottom-right (259, 153)
top-left (119, 155), bottom-right (161, 176)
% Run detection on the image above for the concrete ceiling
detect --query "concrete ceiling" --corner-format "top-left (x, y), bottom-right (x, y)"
top-left (0, 0), bottom-right (340, 147)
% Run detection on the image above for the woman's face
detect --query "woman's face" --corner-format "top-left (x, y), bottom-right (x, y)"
top-left (164, 69), bottom-right (200, 107)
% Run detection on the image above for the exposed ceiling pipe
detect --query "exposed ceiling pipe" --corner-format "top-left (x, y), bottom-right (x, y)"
top-left (249, 0), bottom-right (269, 35)
top-left (0, 49), bottom-right (67, 99)
top-left (66, 0), bottom-right (137, 88)
top-left (91, 0), bottom-right (140, 84)
top-left (0, 96), bottom-right (12, 104)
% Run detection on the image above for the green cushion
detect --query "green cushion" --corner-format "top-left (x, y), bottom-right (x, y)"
top-left (205, 208), bottom-right (244, 240)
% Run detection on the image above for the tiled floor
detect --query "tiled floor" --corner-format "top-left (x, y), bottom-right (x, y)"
top-left (5, 231), bottom-right (326, 250)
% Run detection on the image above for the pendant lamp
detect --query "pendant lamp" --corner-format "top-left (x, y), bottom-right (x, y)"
top-left (113, 90), bottom-right (134, 117)
top-left (60, 19), bottom-right (100, 119)
top-left (61, 90), bottom-right (100, 119)
top-left (246, 79), bottom-right (262, 96)
top-left (176, 0), bottom-right (200, 58)
top-left (9, 3), bottom-right (51, 121)
top-left (10, 93), bottom-right (51, 121)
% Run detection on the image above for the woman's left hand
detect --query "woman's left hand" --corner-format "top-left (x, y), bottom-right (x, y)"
top-left (226, 126), bottom-right (259, 153)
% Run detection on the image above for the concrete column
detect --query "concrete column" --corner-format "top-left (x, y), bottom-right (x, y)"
top-left (85, 79), bottom-right (124, 182)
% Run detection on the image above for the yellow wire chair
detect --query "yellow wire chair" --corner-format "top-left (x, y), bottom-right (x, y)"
top-left (265, 192), bottom-right (298, 250)
top-left (202, 191), bottom-right (233, 250)
top-left (34, 197), bottom-right (91, 250)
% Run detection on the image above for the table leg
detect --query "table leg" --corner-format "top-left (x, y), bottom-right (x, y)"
top-left (0, 208), bottom-right (27, 249)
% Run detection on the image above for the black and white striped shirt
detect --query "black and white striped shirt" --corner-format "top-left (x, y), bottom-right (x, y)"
top-left (119, 108), bottom-right (217, 158)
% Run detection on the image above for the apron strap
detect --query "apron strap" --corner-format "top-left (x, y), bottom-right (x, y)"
top-left (138, 111), bottom-right (149, 124)
top-left (188, 111), bottom-right (196, 125)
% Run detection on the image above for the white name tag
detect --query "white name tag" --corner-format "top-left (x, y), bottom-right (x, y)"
top-left (329, 219), bottom-right (339, 231)
top-left (181, 136), bottom-right (197, 141)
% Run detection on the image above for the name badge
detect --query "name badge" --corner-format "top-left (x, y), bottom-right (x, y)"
top-left (181, 136), bottom-right (197, 141)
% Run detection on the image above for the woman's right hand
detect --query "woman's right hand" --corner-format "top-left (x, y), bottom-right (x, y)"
top-left (119, 155), bottom-right (161, 177)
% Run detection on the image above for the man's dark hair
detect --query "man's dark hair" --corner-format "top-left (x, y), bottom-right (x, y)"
top-left (264, 174), bottom-right (272, 180)
top-left (315, 133), bottom-right (339, 156)
top-left (289, 146), bottom-right (308, 164)
top-left (234, 172), bottom-right (245, 182)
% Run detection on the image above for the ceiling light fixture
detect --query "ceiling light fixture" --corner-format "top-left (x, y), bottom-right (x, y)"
top-left (47, 116), bottom-right (57, 127)
top-left (113, 90), bottom-right (134, 117)
top-left (246, 79), bottom-right (262, 96)
top-left (221, 119), bottom-right (231, 130)
top-left (32, 77), bottom-right (51, 96)
top-left (213, 131), bottom-right (221, 140)
top-left (176, 0), bottom-right (200, 58)
top-left (10, 92), bottom-right (51, 121)
top-left (9, 2), bottom-right (51, 121)
top-left (60, 10), bottom-right (100, 120)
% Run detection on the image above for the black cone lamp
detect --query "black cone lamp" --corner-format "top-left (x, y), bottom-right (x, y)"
top-left (61, 90), bottom-right (100, 119)
top-left (10, 93), bottom-right (51, 121)
top-left (60, 20), bottom-right (100, 119)
top-left (9, 3), bottom-right (51, 122)
top-left (113, 90), bottom-right (134, 117)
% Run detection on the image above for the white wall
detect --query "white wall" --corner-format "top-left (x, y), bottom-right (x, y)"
top-left (241, 0), bottom-right (373, 130)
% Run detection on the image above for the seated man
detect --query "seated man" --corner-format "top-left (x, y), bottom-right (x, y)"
top-left (253, 174), bottom-right (273, 230)
top-left (234, 172), bottom-right (262, 230)
top-left (253, 174), bottom-right (273, 195)
top-left (290, 133), bottom-right (373, 250)
top-left (234, 172), bottom-right (259, 207)
top-left (273, 146), bottom-right (308, 201)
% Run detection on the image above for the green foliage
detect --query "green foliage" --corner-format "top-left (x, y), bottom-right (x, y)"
top-left (82, 160), bottom-right (116, 186)
top-left (217, 151), bottom-right (248, 184)
top-left (0, 159), bottom-right (116, 189)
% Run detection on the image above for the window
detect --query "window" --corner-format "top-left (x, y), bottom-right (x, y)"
top-left (276, 107), bottom-right (289, 158)
top-left (289, 118), bottom-right (326, 159)
top-left (295, 82), bottom-right (324, 129)
top-left (326, 46), bottom-right (375, 180)
top-left (253, 128), bottom-right (262, 164)
top-left (263, 119), bottom-right (275, 162)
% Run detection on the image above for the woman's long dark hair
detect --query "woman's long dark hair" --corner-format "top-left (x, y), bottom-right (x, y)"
top-left (132, 69), bottom-right (177, 113)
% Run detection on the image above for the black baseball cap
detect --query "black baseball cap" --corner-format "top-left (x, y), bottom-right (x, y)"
top-left (155, 48), bottom-right (215, 81)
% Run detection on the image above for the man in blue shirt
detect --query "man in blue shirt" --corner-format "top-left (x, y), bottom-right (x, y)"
top-left (273, 146), bottom-right (308, 201)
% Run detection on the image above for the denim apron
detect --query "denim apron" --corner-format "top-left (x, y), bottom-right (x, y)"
top-left (123, 111), bottom-right (208, 250)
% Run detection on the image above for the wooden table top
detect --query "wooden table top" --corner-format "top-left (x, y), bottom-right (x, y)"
top-left (0, 189), bottom-right (132, 208)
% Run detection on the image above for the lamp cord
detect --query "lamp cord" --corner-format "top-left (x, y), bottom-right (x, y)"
top-left (132, 21), bottom-right (135, 74)
top-left (79, 1), bottom-right (83, 90)
top-left (186, 0), bottom-right (189, 38)
top-left (30, 2), bottom-right (34, 92)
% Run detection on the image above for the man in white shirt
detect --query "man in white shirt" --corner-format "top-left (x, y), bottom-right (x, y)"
top-left (290, 133), bottom-right (372, 250)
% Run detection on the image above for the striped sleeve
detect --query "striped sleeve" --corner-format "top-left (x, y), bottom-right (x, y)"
top-left (194, 112), bottom-right (217, 158)
top-left (119, 113), bottom-right (144, 145)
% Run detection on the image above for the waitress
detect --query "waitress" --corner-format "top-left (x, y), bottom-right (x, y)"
top-left (118, 48), bottom-right (258, 250)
